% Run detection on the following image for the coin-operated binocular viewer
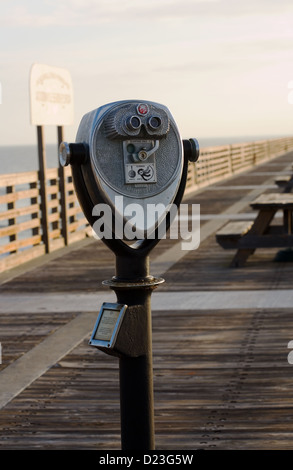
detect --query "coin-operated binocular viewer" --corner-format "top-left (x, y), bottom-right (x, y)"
top-left (59, 100), bottom-right (199, 450)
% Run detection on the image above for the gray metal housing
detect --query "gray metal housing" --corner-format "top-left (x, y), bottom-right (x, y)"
top-left (75, 100), bottom-right (183, 238)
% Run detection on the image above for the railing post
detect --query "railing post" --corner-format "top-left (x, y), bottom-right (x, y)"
top-left (6, 185), bottom-right (17, 254)
top-left (228, 145), bottom-right (233, 174)
top-left (252, 142), bottom-right (256, 165)
top-left (30, 180), bottom-right (40, 243)
top-left (242, 142), bottom-right (246, 166)
top-left (37, 125), bottom-right (51, 253)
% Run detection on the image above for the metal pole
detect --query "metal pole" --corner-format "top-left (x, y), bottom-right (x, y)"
top-left (37, 125), bottom-right (50, 253)
top-left (57, 126), bottom-right (69, 245)
top-left (119, 353), bottom-right (155, 450)
top-left (108, 254), bottom-right (159, 450)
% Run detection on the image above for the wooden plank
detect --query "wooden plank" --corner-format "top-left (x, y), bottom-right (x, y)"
top-left (0, 244), bottom-right (45, 273)
top-left (65, 181), bottom-right (75, 192)
top-left (0, 217), bottom-right (41, 238)
top-left (46, 168), bottom-right (59, 179)
top-left (47, 185), bottom-right (59, 196)
top-left (49, 228), bottom-right (61, 238)
top-left (67, 194), bottom-right (78, 204)
top-left (0, 235), bottom-right (42, 255)
top-left (48, 211), bottom-right (60, 223)
top-left (0, 188), bottom-right (39, 205)
top-left (251, 193), bottom-right (293, 210)
top-left (0, 203), bottom-right (40, 222)
top-left (47, 198), bottom-right (60, 209)
top-left (67, 206), bottom-right (82, 217)
top-left (216, 221), bottom-right (254, 237)
top-left (216, 221), bottom-right (254, 249)
top-left (68, 217), bottom-right (88, 232)
top-left (49, 237), bottom-right (65, 251)
top-left (0, 171), bottom-right (38, 187)
top-left (67, 229), bottom-right (90, 244)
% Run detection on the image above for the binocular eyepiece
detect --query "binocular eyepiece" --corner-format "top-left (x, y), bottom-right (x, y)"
top-left (125, 115), bottom-right (163, 133)
top-left (103, 102), bottom-right (171, 140)
top-left (126, 115), bottom-right (142, 131)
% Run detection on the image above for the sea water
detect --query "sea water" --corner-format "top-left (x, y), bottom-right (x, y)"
top-left (0, 144), bottom-right (59, 174)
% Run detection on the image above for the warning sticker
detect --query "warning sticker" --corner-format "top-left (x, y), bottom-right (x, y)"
top-left (125, 163), bottom-right (157, 184)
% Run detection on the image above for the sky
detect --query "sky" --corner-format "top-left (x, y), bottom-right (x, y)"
top-left (1, 0), bottom-right (293, 147)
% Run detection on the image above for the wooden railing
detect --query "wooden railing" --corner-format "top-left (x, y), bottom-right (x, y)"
top-left (185, 136), bottom-right (293, 194)
top-left (0, 166), bottom-right (90, 273)
top-left (1, 136), bottom-right (293, 273)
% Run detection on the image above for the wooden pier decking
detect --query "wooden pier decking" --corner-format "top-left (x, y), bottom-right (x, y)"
top-left (1, 151), bottom-right (293, 450)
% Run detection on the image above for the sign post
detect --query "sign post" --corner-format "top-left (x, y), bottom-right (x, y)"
top-left (29, 63), bottom-right (74, 251)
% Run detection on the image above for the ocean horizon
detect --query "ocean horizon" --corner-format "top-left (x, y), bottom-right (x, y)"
top-left (0, 134), bottom-right (290, 175)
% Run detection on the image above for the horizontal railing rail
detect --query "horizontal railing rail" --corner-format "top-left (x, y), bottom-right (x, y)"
top-left (1, 136), bottom-right (293, 272)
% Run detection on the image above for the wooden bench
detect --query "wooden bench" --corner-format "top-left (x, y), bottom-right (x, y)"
top-left (216, 220), bottom-right (254, 249)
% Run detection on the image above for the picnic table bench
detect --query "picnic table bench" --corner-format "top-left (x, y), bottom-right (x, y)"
top-left (274, 164), bottom-right (293, 192)
top-left (216, 193), bottom-right (293, 267)
top-left (275, 175), bottom-right (293, 192)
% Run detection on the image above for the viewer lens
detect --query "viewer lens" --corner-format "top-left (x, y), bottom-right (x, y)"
top-left (148, 116), bottom-right (162, 129)
top-left (126, 115), bottom-right (141, 131)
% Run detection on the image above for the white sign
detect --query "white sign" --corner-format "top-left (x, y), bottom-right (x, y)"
top-left (30, 63), bottom-right (74, 126)
top-left (94, 308), bottom-right (121, 342)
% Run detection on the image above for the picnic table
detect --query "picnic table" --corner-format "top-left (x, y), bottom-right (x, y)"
top-left (216, 193), bottom-right (293, 267)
